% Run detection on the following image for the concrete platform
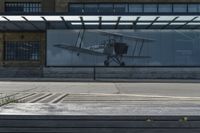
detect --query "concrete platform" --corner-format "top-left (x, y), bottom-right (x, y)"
top-left (1, 81), bottom-right (200, 132)
top-left (1, 102), bottom-right (200, 133)
top-left (1, 102), bottom-right (200, 115)
top-left (1, 81), bottom-right (200, 97)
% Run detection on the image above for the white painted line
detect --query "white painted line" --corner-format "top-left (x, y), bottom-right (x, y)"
top-left (29, 93), bottom-right (52, 103)
top-left (39, 93), bottom-right (62, 103)
top-left (70, 93), bottom-right (200, 100)
top-left (50, 94), bottom-right (68, 103)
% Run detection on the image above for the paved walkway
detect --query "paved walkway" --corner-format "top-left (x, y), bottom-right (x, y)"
top-left (1, 81), bottom-right (200, 97)
top-left (0, 81), bottom-right (200, 106)
top-left (0, 81), bottom-right (200, 116)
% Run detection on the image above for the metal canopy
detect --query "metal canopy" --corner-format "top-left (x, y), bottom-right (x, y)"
top-left (1, 14), bottom-right (200, 31)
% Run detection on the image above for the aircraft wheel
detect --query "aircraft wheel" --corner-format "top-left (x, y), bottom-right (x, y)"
top-left (120, 62), bottom-right (125, 66)
top-left (104, 60), bottom-right (109, 66)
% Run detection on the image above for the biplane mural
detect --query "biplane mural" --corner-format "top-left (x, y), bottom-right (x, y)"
top-left (47, 30), bottom-right (200, 66)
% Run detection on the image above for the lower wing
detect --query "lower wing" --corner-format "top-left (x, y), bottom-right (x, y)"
top-left (54, 44), bottom-right (106, 56)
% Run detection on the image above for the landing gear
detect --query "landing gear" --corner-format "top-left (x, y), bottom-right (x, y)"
top-left (104, 60), bottom-right (110, 66)
top-left (104, 56), bottom-right (125, 66)
top-left (120, 62), bottom-right (125, 66)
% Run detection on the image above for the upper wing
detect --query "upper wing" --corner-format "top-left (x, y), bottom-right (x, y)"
top-left (96, 30), bottom-right (155, 42)
top-left (54, 44), bottom-right (106, 56)
top-left (54, 44), bottom-right (151, 59)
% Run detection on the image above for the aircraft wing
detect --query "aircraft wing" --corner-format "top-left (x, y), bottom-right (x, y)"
top-left (96, 30), bottom-right (155, 42)
top-left (54, 44), bottom-right (151, 59)
top-left (54, 44), bottom-right (106, 56)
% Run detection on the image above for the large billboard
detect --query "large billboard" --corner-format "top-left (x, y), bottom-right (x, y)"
top-left (47, 30), bottom-right (200, 66)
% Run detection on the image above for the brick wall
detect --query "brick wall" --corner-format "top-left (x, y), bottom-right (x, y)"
top-left (55, 0), bottom-right (69, 12)
top-left (42, 0), bottom-right (55, 12)
top-left (55, 0), bottom-right (200, 12)
top-left (0, 32), bottom-right (46, 67)
top-left (1, 0), bottom-right (200, 13)
top-left (65, 0), bottom-right (200, 2)
top-left (0, 0), bottom-right (55, 12)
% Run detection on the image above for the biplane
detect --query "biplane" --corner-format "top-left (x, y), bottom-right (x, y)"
top-left (54, 30), bottom-right (155, 66)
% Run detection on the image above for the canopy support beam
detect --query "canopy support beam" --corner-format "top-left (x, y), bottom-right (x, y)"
top-left (115, 17), bottom-right (121, 29)
top-left (22, 17), bottom-right (42, 31)
top-left (178, 16), bottom-right (198, 29)
top-left (61, 17), bottom-right (69, 29)
top-left (162, 17), bottom-right (179, 29)
top-left (132, 17), bottom-right (140, 29)
top-left (80, 17), bottom-right (85, 29)
top-left (146, 17), bottom-right (160, 29)
top-left (3, 16), bottom-right (23, 30)
top-left (99, 17), bottom-right (102, 29)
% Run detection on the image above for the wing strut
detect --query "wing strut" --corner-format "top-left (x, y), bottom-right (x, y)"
top-left (139, 40), bottom-right (144, 56)
top-left (132, 40), bottom-right (138, 56)
top-left (79, 30), bottom-right (85, 48)
top-left (75, 30), bottom-right (81, 47)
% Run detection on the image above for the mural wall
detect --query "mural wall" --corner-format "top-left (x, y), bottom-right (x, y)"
top-left (0, 34), bottom-right (3, 66)
top-left (47, 30), bottom-right (200, 66)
